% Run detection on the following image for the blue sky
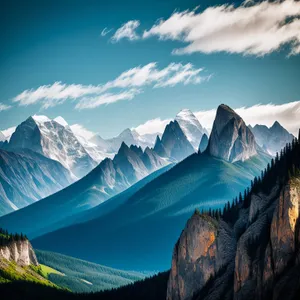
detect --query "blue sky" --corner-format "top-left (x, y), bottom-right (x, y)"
top-left (1, 0), bottom-right (300, 138)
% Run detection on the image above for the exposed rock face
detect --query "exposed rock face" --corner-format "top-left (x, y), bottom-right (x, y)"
top-left (234, 178), bottom-right (300, 300)
top-left (199, 134), bottom-right (209, 153)
top-left (154, 120), bottom-right (195, 162)
top-left (0, 239), bottom-right (38, 267)
top-left (167, 213), bottom-right (235, 300)
top-left (208, 104), bottom-right (257, 162)
top-left (167, 176), bottom-right (300, 300)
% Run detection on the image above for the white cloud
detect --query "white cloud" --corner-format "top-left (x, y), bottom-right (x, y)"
top-left (134, 101), bottom-right (300, 137)
top-left (12, 62), bottom-right (209, 110)
top-left (13, 82), bottom-right (103, 109)
top-left (134, 118), bottom-right (172, 135)
top-left (0, 103), bottom-right (11, 111)
top-left (111, 20), bottom-right (140, 42)
top-left (143, 0), bottom-right (300, 56)
top-left (75, 88), bottom-right (141, 110)
top-left (101, 27), bottom-right (112, 37)
top-left (1, 126), bottom-right (16, 141)
top-left (70, 124), bottom-right (96, 140)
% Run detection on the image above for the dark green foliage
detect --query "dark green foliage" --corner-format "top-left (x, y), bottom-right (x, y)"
top-left (0, 227), bottom-right (27, 246)
top-left (0, 271), bottom-right (169, 300)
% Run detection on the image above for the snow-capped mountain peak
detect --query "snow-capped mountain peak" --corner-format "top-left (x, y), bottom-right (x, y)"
top-left (175, 108), bottom-right (208, 150)
top-left (32, 115), bottom-right (51, 124)
top-left (54, 116), bottom-right (68, 127)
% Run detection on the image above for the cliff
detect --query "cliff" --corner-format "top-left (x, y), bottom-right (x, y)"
top-left (0, 239), bottom-right (38, 267)
top-left (167, 135), bottom-right (300, 300)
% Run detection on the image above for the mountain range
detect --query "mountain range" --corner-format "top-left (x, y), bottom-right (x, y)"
top-left (16, 104), bottom-right (271, 272)
top-left (0, 103), bottom-right (298, 300)
top-left (0, 109), bottom-right (206, 216)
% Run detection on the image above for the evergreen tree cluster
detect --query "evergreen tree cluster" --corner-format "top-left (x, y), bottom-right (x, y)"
top-left (0, 227), bottom-right (27, 246)
top-left (195, 129), bottom-right (300, 224)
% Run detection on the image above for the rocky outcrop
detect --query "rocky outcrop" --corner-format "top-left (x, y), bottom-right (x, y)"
top-left (0, 239), bottom-right (38, 267)
top-left (167, 213), bottom-right (235, 300)
top-left (208, 104), bottom-right (257, 162)
top-left (167, 176), bottom-right (300, 300)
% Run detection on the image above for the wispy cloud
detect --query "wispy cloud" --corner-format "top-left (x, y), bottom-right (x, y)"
top-left (0, 103), bottom-right (11, 112)
top-left (12, 62), bottom-right (209, 110)
top-left (111, 20), bottom-right (140, 42)
top-left (134, 101), bottom-right (300, 136)
top-left (75, 89), bottom-right (141, 110)
top-left (101, 27), bottom-right (112, 37)
top-left (143, 0), bottom-right (300, 56)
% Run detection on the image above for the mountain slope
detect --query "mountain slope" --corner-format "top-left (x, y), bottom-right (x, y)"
top-left (0, 149), bottom-right (73, 216)
top-left (6, 116), bottom-right (96, 178)
top-left (35, 250), bottom-right (144, 293)
top-left (250, 121), bottom-right (294, 156)
top-left (31, 150), bottom-right (270, 271)
top-left (0, 144), bottom-right (169, 237)
top-left (0, 229), bottom-right (56, 288)
top-left (175, 109), bottom-right (208, 150)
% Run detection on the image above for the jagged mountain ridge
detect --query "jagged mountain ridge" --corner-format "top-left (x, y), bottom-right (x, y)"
top-left (5, 116), bottom-right (97, 178)
top-left (0, 142), bottom-right (169, 238)
top-left (167, 131), bottom-right (300, 300)
top-left (154, 120), bottom-right (195, 161)
top-left (0, 149), bottom-right (73, 216)
top-left (250, 121), bottom-right (294, 156)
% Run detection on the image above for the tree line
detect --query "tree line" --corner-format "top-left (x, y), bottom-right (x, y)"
top-left (0, 227), bottom-right (27, 246)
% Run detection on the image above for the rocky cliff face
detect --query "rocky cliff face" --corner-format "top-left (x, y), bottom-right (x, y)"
top-left (167, 213), bottom-right (235, 300)
top-left (0, 239), bottom-right (38, 267)
top-left (208, 104), bottom-right (257, 162)
top-left (167, 176), bottom-right (300, 300)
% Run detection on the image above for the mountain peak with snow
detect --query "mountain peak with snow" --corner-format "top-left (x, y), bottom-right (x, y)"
top-left (54, 116), bottom-right (68, 127)
top-left (175, 108), bottom-right (208, 150)
top-left (32, 115), bottom-right (51, 124)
